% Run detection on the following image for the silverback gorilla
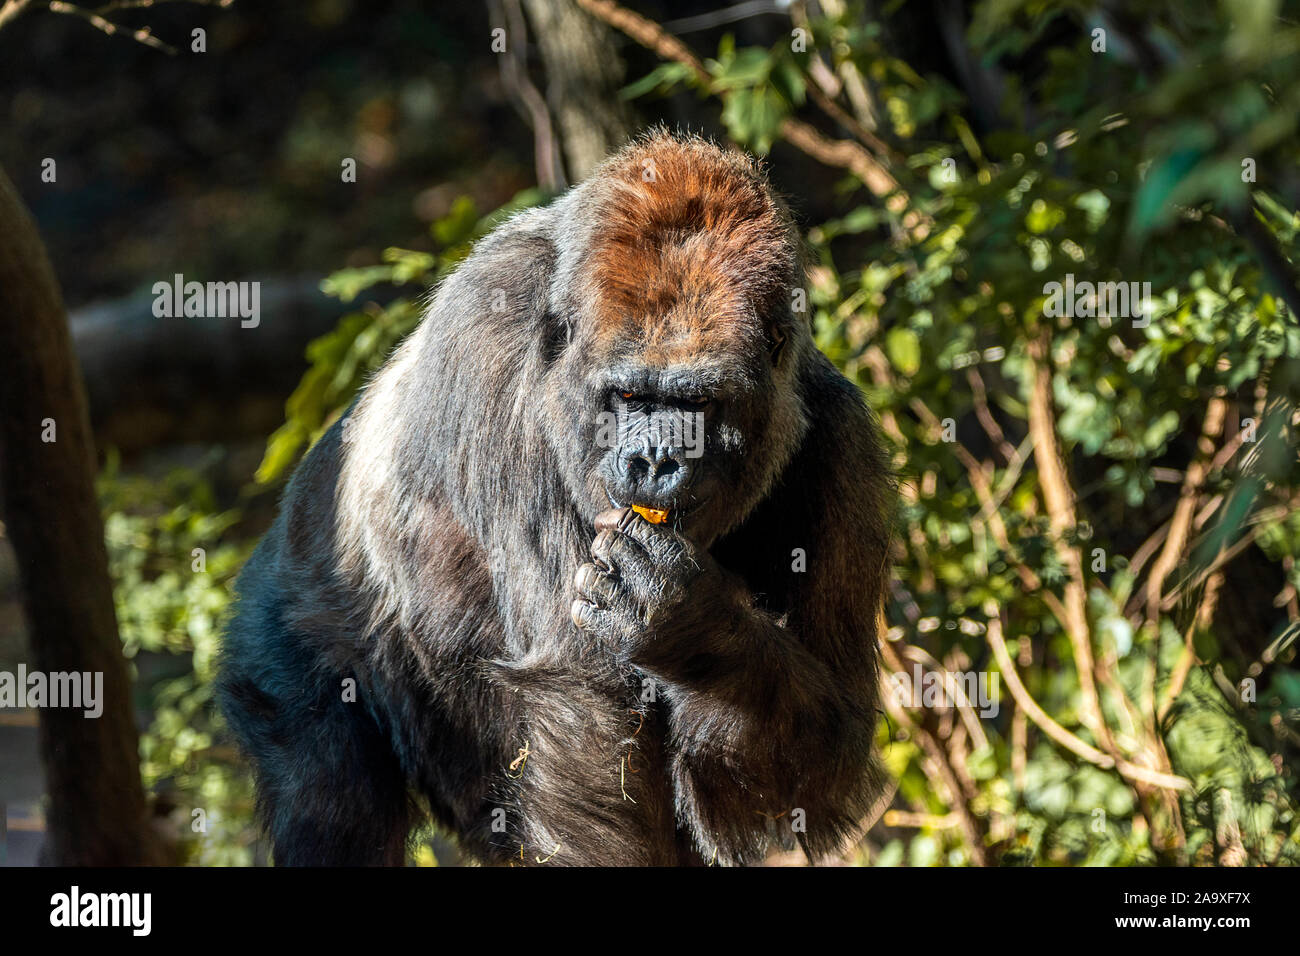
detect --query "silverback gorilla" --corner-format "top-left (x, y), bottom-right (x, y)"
top-left (218, 132), bottom-right (894, 866)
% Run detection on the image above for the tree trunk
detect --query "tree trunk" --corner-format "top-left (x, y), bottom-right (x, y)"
top-left (0, 163), bottom-right (155, 865)
top-left (523, 0), bottom-right (634, 180)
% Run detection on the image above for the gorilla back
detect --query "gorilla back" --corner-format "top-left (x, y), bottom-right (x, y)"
top-left (218, 131), bottom-right (894, 866)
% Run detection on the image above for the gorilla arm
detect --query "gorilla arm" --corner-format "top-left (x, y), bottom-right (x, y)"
top-left (572, 365), bottom-right (892, 864)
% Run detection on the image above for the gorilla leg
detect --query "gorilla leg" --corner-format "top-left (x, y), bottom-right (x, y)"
top-left (219, 646), bottom-right (412, 866)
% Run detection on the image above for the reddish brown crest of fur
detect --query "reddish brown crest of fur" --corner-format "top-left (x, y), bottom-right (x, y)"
top-left (586, 135), bottom-right (796, 362)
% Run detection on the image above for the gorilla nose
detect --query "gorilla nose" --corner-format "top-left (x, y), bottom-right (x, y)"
top-left (624, 446), bottom-right (689, 500)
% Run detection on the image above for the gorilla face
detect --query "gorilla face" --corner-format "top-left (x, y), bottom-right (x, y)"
top-left (558, 321), bottom-right (796, 549)
top-left (599, 372), bottom-right (712, 512)
top-left (595, 363), bottom-right (749, 544)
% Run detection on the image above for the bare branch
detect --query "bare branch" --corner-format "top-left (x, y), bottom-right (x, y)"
top-left (879, 638), bottom-right (991, 863)
top-left (0, 0), bottom-right (37, 31)
top-left (1025, 329), bottom-right (1113, 752)
top-left (492, 0), bottom-right (567, 191)
top-left (966, 368), bottom-right (1016, 463)
top-left (47, 0), bottom-right (176, 53)
top-left (985, 605), bottom-right (1191, 792)
top-left (1144, 395), bottom-right (1227, 625)
top-left (94, 0), bottom-right (231, 12)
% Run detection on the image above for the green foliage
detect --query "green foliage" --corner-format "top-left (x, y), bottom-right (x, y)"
top-left (100, 452), bottom-right (257, 865)
top-left (256, 189), bottom-right (548, 484)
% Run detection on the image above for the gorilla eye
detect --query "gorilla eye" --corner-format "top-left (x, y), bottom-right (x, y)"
top-left (619, 390), bottom-right (637, 400)
top-left (684, 397), bottom-right (710, 408)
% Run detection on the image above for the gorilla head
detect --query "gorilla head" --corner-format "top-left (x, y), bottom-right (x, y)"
top-left (542, 136), bottom-right (811, 548)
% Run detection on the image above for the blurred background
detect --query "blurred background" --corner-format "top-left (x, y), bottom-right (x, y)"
top-left (0, 0), bottom-right (1297, 866)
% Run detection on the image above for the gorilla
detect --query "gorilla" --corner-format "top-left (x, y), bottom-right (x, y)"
top-left (218, 131), bottom-right (894, 866)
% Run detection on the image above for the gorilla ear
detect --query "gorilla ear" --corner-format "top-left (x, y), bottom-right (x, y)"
top-left (767, 324), bottom-right (787, 367)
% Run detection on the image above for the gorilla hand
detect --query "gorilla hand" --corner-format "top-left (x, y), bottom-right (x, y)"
top-left (570, 507), bottom-right (732, 671)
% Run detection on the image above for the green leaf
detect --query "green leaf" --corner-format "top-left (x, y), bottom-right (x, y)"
top-left (320, 266), bottom-right (396, 304)
top-left (432, 195), bottom-right (479, 247)
top-left (709, 45), bottom-right (773, 90)
top-left (1130, 147), bottom-right (1204, 236)
top-left (621, 62), bottom-right (693, 99)
top-left (886, 327), bottom-right (922, 377)
top-left (719, 84), bottom-right (788, 154)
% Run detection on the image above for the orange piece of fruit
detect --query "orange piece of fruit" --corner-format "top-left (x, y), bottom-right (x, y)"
top-left (631, 504), bottom-right (669, 524)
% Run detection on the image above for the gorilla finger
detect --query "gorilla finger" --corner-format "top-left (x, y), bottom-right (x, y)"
top-left (573, 562), bottom-right (619, 607)
top-left (570, 599), bottom-right (627, 643)
top-left (594, 507), bottom-right (633, 533)
top-left (571, 598), bottom-right (603, 631)
top-left (606, 509), bottom-right (687, 565)
top-left (591, 527), bottom-right (650, 574)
